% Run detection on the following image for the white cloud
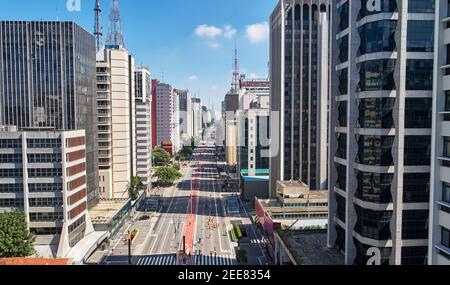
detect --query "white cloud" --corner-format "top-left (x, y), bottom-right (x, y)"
top-left (246, 22), bottom-right (269, 44)
top-left (195, 24), bottom-right (222, 39)
top-left (188, 75), bottom-right (198, 81)
top-left (224, 25), bottom-right (237, 38)
top-left (249, 73), bottom-right (259, 79)
top-left (208, 41), bottom-right (220, 49)
top-left (211, 85), bottom-right (218, 91)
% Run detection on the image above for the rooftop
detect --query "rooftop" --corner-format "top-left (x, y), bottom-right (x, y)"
top-left (89, 199), bottom-right (129, 224)
top-left (0, 258), bottom-right (70, 266)
top-left (278, 230), bottom-right (345, 265)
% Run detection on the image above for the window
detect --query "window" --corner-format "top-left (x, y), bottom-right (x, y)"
top-left (405, 98), bottom-right (432, 128)
top-left (29, 197), bottom-right (63, 207)
top-left (408, 0), bottom-right (435, 13)
top-left (357, 59), bottom-right (396, 91)
top-left (443, 183), bottom-right (450, 203)
top-left (442, 227), bottom-right (450, 248)
top-left (27, 139), bottom-right (61, 149)
top-left (30, 227), bottom-right (62, 236)
top-left (356, 171), bottom-right (393, 204)
top-left (358, 20), bottom-right (397, 55)
top-left (403, 173), bottom-right (430, 203)
top-left (28, 168), bottom-right (62, 178)
top-left (355, 206), bottom-right (392, 240)
top-left (69, 215), bottom-right (86, 234)
top-left (444, 137), bottom-right (450, 157)
top-left (407, 20), bottom-right (434, 52)
top-left (404, 136), bottom-right (431, 166)
top-left (29, 212), bottom-right (64, 222)
top-left (0, 168), bottom-right (23, 178)
top-left (0, 139), bottom-right (22, 148)
top-left (401, 246), bottom-right (428, 265)
top-left (27, 153), bottom-right (62, 163)
top-left (336, 133), bottom-right (347, 160)
top-left (0, 153), bottom-right (22, 163)
top-left (335, 163), bottom-right (347, 190)
top-left (338, 101), bottom-right (347, 127)
top-left (338, 2), bottom-right (349, 32)
top-left (336, 195), bottom-right (346, 222)
top-left (0, 199), bottom-right (24, 207)
top-left (0, 184), bottom-right (23, 193)
top-left (338, 68), bottom-right (348, 95)
top-left (338, 35), bottom-right (348, 63)
top-left (406, 59), bottom-right (434, 91)
top-left (402, 210), bottom-right (429, 240)
top-left (28, 183), bottom-right (63, 193)
top-left (356, 135), bottom-right (394, 166)
top-left (358, 98), bottom-right (395, 128)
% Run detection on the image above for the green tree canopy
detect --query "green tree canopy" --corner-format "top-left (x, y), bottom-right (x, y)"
top-left (127, 176), bottom-right (143, 201)
top-left (153, 166), bottom-right (182, 185)
top-left (0, 210), bottom-right (36, 258)
top-left (152, 147), bottom-right (171, 166)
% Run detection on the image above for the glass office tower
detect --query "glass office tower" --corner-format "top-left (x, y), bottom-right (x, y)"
top-left (0, 21), bottom-right (99, 208)
top-left (269, 0), bottom-right (330, 197)
top-left (328, 0), bottom-right (435, 265)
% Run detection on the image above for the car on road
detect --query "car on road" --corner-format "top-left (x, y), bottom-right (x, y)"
top-left (139, 215), bottom-right (151, 221)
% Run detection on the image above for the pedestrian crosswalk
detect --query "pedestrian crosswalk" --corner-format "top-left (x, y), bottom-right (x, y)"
top-left (135, 254), bottom-right (236, 266)
top-left (250, 238), bottom-right (266, 245)
top-left (136, 254), bottom-right (177, 266)
top-left (192, 255), bottom-right (235, 266)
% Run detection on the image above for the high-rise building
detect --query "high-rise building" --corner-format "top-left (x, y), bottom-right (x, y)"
top-left (237, 77), bottom-right (271, 200)
top-left (135, 66), bottom-right (152, 190)
top-left (192, 98), bottom-right (203, 138)
top-left (269, 1), bottom-right (330, 198)
top-left (430, 0), bottom-right (450, 265)
top-left (0, 128), bottom-right (95, 258)
top-left (152, 80), bottom-right (159, 149)
top-left (0, 21), bottom-right (99, 209)
top-left (155, 83), bottom-right (178, 154)
top-left (328, 0), bottom-right (435, 265)
top-left (176, 90), bottom-right (193, 143)
top-left (96, 47), bottom-right (136, 199)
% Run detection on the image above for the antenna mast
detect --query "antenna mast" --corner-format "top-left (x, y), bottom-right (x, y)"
top-left (231, 41), bottom-right (240, 93)
top-left (106, 0), bottom-right (125, 48)
top-left (94, 0), bottom-right (102, 51)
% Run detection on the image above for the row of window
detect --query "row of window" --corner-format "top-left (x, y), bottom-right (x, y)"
top-left (30, 227), bottom-right (62, 236)
top-left (29, 197), bottom-right (63, 207)
top-left (68, 215), bottom-right (86, 234)
top-left (27, 139), bottom-right (61, 149)
top-left (29, 212), bottom-right (64, 222)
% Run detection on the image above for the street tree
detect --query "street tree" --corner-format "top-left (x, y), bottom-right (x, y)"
top-left (154, 166), bottom-right (182, 185)
top-left (0, 210), bottom-right (36, 258)
top-left (152, 147), bottom-right (171, 166)
top-left (127, 176), bottom-right (143, 201)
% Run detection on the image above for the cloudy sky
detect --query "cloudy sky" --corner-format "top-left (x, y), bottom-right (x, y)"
top-left (0, 0), bottom-right (277, 114)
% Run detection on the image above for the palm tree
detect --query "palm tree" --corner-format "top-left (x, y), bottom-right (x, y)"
top-left (127, 176), bottom-right (143, 201)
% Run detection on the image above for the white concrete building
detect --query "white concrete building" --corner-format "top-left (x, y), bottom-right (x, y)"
top-left (96, 47), bottom-right (136, 199)
top-left (176, 90), bottom-right (193, 144)
top-left (156, 83), bottom-right (179, 154)
top-left (134, 66), bottom-right (152, 189)
top-left (192, 98), bottom-right (203, 138)
top-left (430, 0), bottom-right (450, 265)
top-left (0, 129), bottom-right (103, 260)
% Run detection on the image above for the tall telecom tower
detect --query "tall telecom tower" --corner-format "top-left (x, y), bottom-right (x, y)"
top-left (106, 0), bottom-right (125, 48)
top-left (231, 42), bottom-right (240, 93)
top-left (94, 0), bottom-right (102, 52)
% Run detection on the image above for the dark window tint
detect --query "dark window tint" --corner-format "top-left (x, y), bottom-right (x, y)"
top-left (406, 59), bottom-right (434, 91)
top-left (404, 136), bottom-right (431, 166)
top-left (357, 59), bottom-right (396, 91)
top-left (405, 98), bottom-right (432, 128)
top-left (356, 171), bottom-right (393, 204)
top-left (407, 20), bottom-right (434, 52)
top-left (358, 20), bottom-right (396, 55)
top-left (403, 173), bottom-right (430, 203)
top-left (402, 210), bottom-right (429, 240)
top-left (408, 0), bottom-right (435, 13)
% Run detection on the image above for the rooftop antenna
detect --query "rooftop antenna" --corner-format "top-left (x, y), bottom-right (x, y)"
top-left (231, 39), bottom-right (240, 93)
top-left (94, 0), bottom-right (103, 52)
top-left (106, 0), bottom-right (125, 48)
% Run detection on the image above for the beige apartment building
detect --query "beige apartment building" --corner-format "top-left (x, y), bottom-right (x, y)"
top-left (96, 47), bottom-right (136, 199)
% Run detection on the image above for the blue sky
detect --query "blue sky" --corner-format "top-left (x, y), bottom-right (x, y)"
top-left (0, 0), bottom-right (277, 114)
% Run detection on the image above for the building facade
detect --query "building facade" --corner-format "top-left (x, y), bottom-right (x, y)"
top-left (192, 98), bottom-right (203, 138)
top-left (269, 1), bottom-right (330, 198)
top-left (155, 83), bottom-right (178, 154)
top-left (430, 0), bottom-right (450, 265)
top-left (134, 66), bottom-right (152, 189)
top-left (0, 21), bottom-right (99, 208)
top-left (0, 129), bottom-right (95, 258)
top-left (96, 47), bottom-right (136, 199)
top-left (176, 90), bottom-right (193, 143)
top-left (328, 0), bottom-right (435, 265)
